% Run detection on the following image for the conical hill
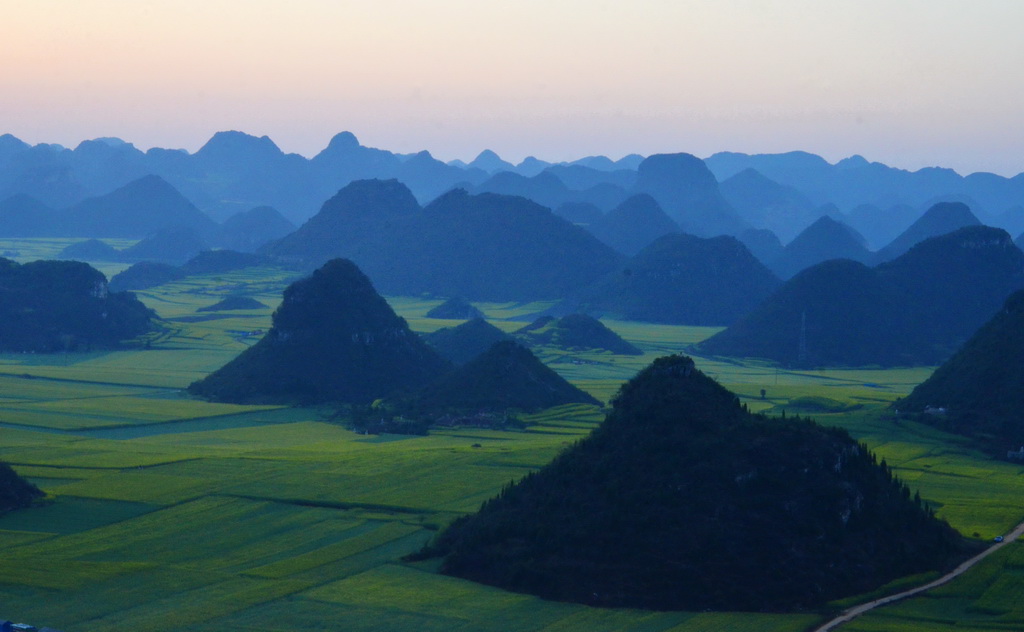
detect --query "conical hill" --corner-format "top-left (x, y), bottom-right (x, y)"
top-left (425, 297), bottom-right (484, 320)
top-left (516, 314), bottom-right (642, 355)
top-left (414, 340), bottom-right (599, 413)
top-left (188, 258), bottom-right (450, 404)
top-left (426, 356), bottom-right (961, 611)
top-left (424, 318), bottom-right (513, 365)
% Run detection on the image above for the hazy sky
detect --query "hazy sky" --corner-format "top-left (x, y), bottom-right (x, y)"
top-left (5, 0), bottom-right (1024, 175)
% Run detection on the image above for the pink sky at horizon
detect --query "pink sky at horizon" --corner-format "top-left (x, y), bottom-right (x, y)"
top-left (5, 0), bottom-right (1024, 176)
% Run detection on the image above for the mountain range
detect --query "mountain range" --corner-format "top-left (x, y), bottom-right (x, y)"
top-left (5, 130), bottom-right (1022, 244)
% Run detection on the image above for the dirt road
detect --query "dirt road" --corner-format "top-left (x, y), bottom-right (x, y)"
top-left (812, 519), bottom-right (1024, 632)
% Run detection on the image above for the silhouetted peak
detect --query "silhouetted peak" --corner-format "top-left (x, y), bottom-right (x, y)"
top-left (320, 178), bottom-right (419, 219)
top-left (469, 149), bottom-right (513, 173)
top-left (612, 193), bottom-right (660, 213)
top-left (921, 201), bottom-right (978, 224)
top-left (196, 130), bottom-right (283, 159)
top-left (426, 187), bottom-right (471, 209)
top-left (836, 154), bottom-right (871, 170)
top-left (0, 133), bottom-right (29, 153)
top-left (326, 131), bottom-right (360, 151)
top-left (637, 152), bottom-right (717, 188)
top-left (799, 215), bottom-right (868, 247)
top-left (116, 174), bottom-right (180, 196)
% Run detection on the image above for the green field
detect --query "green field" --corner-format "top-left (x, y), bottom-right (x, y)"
top-left (0, 245), bottom-right (1022, 631)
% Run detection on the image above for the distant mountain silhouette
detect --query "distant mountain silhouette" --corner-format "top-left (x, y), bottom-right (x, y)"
top-left (586, 194), bottom-right (680, 256)
top-left (424, 318), bottom-right (513, 365)
top-left (267, 178), bottom-right (419, 263)
top-left (633, 153), bottom-right (744, 237)
top-left (875, 202), bottom-right (981, 262)
top-left (425, 355), bottom-right (961, 611)
top-left (369, 190), bottom-right (623, 300)
top-left (414, 340), bottom-right (599, 413)
top-left (269, 181), bottom-right (623, 301)
top-left (898, 290), bottom-right (1024, 451)
top-left (769, 216), bottom-right (872, 279)
top-left (63, 175), bottom-right (219, 239)
top-left (844, 203), bottom-right (919, 251)
top-left (736, 228), bottom-right (784, 265)
top-left (700, 225), bottom-right (1024, 366)
top-left (188, 259), bottom-right (450, 404)
top-left (58, 238), bottom-right (121, 261)
top-left (468, 150), bottom-right (515, 174)
top-left (119, 226), bottom-right (208, 264)
top-left (545, 164), bottom-right (636, 192)
top-left (197, 296), bottom-right (267, 312)
top-left (108, 262), bottom-right (184, 292)
top-left (473, 171), bottom-right (572, 211)
top-left (425, 297), bottom-right (485, 320)
top-left (4, 131), bottom-right (1024, 232)
top-left (575, 233), bottom-right (780, 325)
top-left (0, 462), bottom-right (43, 515)
top-left (515, 314), bottom-right (641, 355)
top-left (0, 194), bottom-right (58, 237)
top-left (553, 202), bottom-right (603, 225)
top-left (514, 156), bottom-right (552, 177)
top-left (217, 206), bottom-right (295, 252)
top-left (0, 259), bottom-right (153, 352)
top-left (719, 168), bottom-right (817, 242)
top-left (705, 151), bottom-right (1024, 219)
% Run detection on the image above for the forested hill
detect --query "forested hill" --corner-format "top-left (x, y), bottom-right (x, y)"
top-left (266, 181), bottom-right (623, 301)
top-left (0, 258), bottom-right (153, 352)
top-left (188, 258), bottom-right (450, 405)
top-left (898, 289), bottom-right (1024, 451)
top-left (424, 355), bottom-right (961, 612)
top-left (699, 226), bottom-right (1024, 367)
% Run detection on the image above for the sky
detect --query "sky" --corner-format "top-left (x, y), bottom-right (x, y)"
top-left (4, 0), bottom-right (1024, 175)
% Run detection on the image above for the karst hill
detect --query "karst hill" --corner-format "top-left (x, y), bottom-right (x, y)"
top-left (188, 258), bottom-right (450, 404)
top-left (899, 289), bottom-right (1024, 451)
top-left (424, 356), bottom-right (962, 611)
top-left (0, 258), bottom-right (153, 352)
top-left (700, 225), bottom-right (1024, 366)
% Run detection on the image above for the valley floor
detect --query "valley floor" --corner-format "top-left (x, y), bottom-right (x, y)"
top-left (0, 243), bottom-right (1022, 631)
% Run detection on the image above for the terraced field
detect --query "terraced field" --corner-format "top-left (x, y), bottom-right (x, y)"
top-left (0, 247), bottom-right (1022, 631)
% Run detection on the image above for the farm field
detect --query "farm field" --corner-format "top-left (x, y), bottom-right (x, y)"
top-left (0, 246), bottom-right (1022, 631)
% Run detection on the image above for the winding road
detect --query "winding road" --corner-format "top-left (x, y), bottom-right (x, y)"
top-left (812, 519), bottom-right (1024, 632)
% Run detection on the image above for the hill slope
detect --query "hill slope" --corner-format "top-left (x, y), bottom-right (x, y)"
top-left (267, 182), bottom-right (623, 301)
top-left (424, 318), bottom-right (513, 365)
top-left (516, 314), bottom-right (642, 355)
top-left (586, 194), bottom-right (680, 256)
top-left (769, 215), bottom-right (872, 279)
top-left (898, 290), bottom-right (1024, 450)
top-left (577, 233), bottom-right (781, 325)
top-left (414, 340), bottom-right (599, 413)
top-left (426, 356), bottom-right (960, 611)
top-left (0, 259), bottom-right (153, 352)
top-left (875, 202), bottom-right (981, 262)
top-left (700, 226), bottom-right (1024, 366)
top-left (188, 258), bottom-right (450, 404)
